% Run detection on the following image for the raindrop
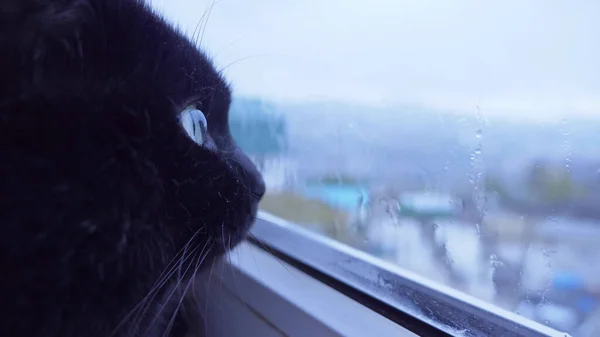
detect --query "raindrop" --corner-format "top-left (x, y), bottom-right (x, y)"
top-left (469, 108), bottom-right (486, 216)
top-left (542, 248), bottom-right (551, 258)
top-left (560, 118), bottom-right (572, 171)
top-left (490, 254), bottom-right (504, 268)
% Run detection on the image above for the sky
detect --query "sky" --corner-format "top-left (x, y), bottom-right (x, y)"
top-left (150, 0), bottom-right (599, 121)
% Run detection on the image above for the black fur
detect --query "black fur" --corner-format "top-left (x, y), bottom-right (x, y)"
top-left (0, 0), bottom-right (265, 336)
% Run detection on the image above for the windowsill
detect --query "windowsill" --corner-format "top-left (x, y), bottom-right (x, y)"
top-left (192, 211), bottom-right (573, 337)
top-left (202, 241), bottom-right (416, 337)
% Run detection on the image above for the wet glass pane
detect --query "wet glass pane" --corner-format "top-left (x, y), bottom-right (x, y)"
top-left (153, 0), bottom-right (600, 335)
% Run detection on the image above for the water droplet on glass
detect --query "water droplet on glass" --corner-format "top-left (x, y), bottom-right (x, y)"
top-left (469, 111), bottom-right (486, 213)
top-left (490, 254), bottom-right (504, 268)
top-left (560, 118), bottom-right (572, 171)
top-left (542, 248), bottom-right (551, 258)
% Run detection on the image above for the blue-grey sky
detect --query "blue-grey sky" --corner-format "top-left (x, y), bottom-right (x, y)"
top-left (150, 0), bottom-right (599, 121)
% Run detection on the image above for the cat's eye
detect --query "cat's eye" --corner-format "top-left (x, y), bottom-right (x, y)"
top-left (179, 106), bottom-right (208, 145)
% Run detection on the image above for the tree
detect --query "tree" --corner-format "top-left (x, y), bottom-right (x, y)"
top-left (258, 191), bottom-right (363, 246)
top-left (526, 162), bottom-right (579, 203)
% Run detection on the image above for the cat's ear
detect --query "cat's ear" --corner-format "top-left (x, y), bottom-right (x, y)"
top-left (0, 0), bottom-right (89, 42)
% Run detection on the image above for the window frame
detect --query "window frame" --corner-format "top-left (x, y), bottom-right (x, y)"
top-left (245, 211), bottom-right (572, 337)
top-left (199, 241), bottom-right (417, 337)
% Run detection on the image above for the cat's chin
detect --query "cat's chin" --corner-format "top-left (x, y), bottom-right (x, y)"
top-left (216, 203), bottom-right (259, 254)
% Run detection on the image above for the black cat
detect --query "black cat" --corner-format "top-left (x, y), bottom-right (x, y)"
top-left (0, 0), bottom-right (265, 336)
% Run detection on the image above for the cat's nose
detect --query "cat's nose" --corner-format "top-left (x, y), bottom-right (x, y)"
top-left (251, 177), bottom-right (266, 201)
top-left (228, 146), bottom-right (266, 201)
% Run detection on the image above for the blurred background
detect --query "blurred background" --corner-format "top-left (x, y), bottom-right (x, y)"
top-left (151, 0), bottom-right (600, 335)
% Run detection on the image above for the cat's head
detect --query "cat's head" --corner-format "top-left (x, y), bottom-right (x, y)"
top-left (0, 0), bottom-right (264, 335)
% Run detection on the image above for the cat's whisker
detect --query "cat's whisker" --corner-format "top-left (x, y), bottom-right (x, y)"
top-left (216, 54), bottom-right (268, 75)
top-left (132, 230), bottom-right (202, 305)
top-left (249, 232), bottom-right (297, 278)
top-left (191, 13), bottom-right (206, 47)
top-left (221, 222), bottom-right (227, 252)
top-left (232, 242), bottom-right (259, 315)
top-left (142, 237), bottom-right (213, 336)
top-left (191, 253), bottom-right (203, 310)
top-left (128, 243), bottom-right (202, 335)
top-left (187, 243), bottom-right (218, 337)
top-left (213, 34), bottom-right (248, 59)
top-left (227, 234), bottom-right (232, 254)
top-left (204, 255), bottom-right (218, 332)
top-left (226, 234), bottom-right (253, 315)
top-left (151, 228), bottom-right (204, 291)
top-left (110, 252), bottom-right (185, 337)
top-left (198, 0), bottom-right (220, 49)
top-left (162, 245), bottom-right (213, 337)
top-left (109, 229), bottom-right (204, 337)
top-left (219, 245), bottom-right (229, 295)
top-left (190, 0), bottom-right (221, 46)
top-left (161, 276), bottom-right (195, 337)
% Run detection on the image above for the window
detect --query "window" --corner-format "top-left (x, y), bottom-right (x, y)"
top-left (153, 1), bottom-right (598, 336)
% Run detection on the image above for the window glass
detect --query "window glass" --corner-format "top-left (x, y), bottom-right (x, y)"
top-left (152, 1), bottom-right (600, 335)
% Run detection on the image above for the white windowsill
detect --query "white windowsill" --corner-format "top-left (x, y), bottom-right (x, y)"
top-left (193, 242), bottom-right (418, 337)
